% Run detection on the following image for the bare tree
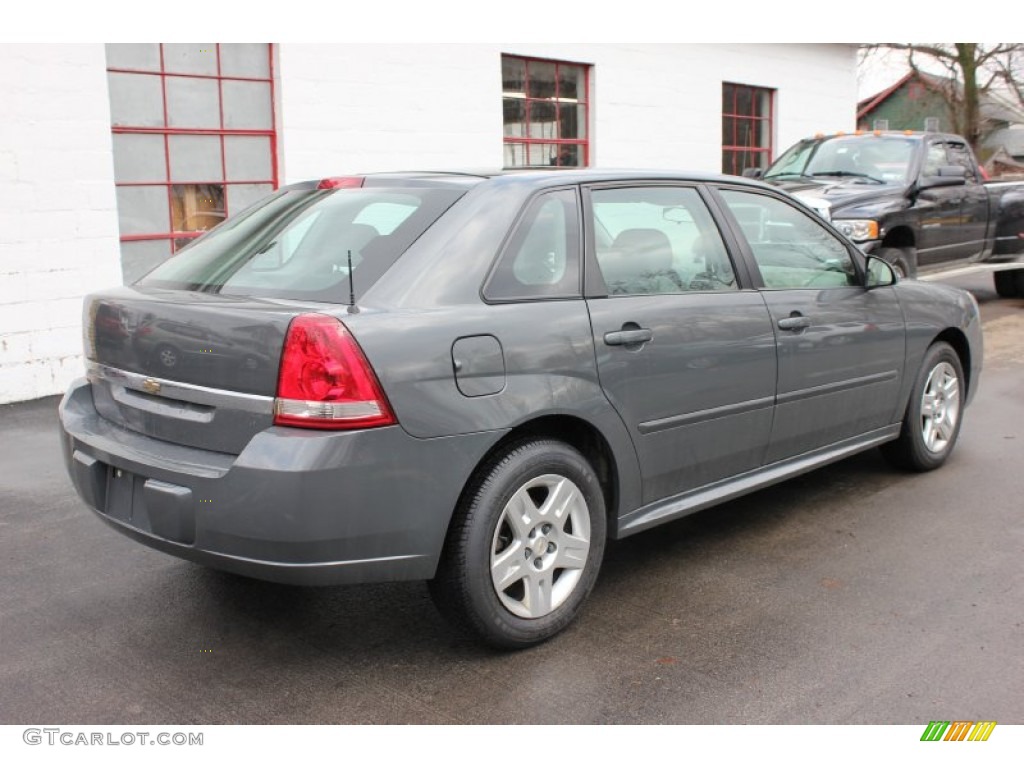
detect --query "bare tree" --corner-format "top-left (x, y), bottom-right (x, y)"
top-left (862, 44), bottom-right (1024, 152)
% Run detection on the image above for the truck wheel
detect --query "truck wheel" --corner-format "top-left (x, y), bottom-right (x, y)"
top-left (429, 439), bottom-right (606, 649)
top-left (994, 270), bottom-right (1022, 298)
top-left (878, 247), bottom-right (916, 279)
top-left (881, 341), bottom-right (964, 472)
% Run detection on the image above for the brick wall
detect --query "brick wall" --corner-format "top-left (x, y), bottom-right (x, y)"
top-left (0, 44), bottom-right (122, 403)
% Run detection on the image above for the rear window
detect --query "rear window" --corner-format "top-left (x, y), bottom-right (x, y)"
top-left (138, 186), bottom-right (465, 301)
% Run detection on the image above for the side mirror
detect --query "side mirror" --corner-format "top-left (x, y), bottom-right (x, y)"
top-left (742, 168), bottom-right (763, 179)
top-left (865, 255), bottom-right (896, 288)
top-left (918, 165), bottom-right (967, 189)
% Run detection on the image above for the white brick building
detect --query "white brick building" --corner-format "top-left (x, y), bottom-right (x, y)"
top-left (0, 43), bottom-right (858, 404)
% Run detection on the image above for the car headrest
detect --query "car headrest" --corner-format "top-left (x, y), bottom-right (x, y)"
top-left (611, 228), bottom-right (673, 273)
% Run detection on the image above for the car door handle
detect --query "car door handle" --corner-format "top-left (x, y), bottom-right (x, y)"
top-left (777, 315), bottom-right (811, 331)
top-left (604, 328), bottom-right (653, 346)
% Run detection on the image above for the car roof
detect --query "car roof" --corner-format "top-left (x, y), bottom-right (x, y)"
top-left (287, 168), bottom-right (773, 193)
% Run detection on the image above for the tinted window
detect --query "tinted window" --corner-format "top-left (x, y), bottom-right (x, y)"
top-left (138, 186), bottom-right (464, 302)
top-left (923, 142), bottom-right (948, 177)
top-left (484, 189), bottom-right (581, 301)
top-left (591, 186), bottom-right (737, 294)
top-left (719, 189), bottom-right (856, 289)
top-left (946, 141), bottom-right (979, 182)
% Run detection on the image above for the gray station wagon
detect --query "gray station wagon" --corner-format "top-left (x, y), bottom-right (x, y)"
top-left (59, 170), bottom-right (982, 648)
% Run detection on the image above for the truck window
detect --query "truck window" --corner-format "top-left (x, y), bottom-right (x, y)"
top-left (946, 141), bottom-right (979, 183)
top-left (923, 142), bottom-right (948, 177)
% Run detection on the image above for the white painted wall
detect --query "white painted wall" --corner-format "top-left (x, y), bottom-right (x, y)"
top-left (277, 43), bottom-right (857, 181)
top-left (0, 44), bottom-right (122, 404)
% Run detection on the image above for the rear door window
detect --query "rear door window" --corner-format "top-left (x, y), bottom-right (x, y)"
top-left (589, 186), bottom-right (737, 295)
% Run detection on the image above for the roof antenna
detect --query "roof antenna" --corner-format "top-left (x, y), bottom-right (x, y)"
top-left (346, 249), bottom-right (359, 314)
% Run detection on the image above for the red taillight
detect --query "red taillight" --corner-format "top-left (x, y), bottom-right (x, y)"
top-left (273, 314), bottom-right (396, 430)
top-left (317, 176), bottom-right (365, 190)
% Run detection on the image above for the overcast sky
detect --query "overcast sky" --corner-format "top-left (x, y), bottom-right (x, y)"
top-left (857, 47), bottom-right (921, 101)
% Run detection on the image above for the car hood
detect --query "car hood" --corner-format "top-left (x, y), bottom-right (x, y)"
top-left (768, 177), bottom-right (907, 219)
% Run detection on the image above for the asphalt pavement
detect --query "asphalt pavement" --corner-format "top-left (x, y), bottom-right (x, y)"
top-left (1, 274), bottom-right (1021, 725)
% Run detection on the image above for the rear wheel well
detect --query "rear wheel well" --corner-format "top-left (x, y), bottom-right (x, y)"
top-left (451, 415), bottom-right (619, 540)
top-left (933, 328), bottom-right (972, 398)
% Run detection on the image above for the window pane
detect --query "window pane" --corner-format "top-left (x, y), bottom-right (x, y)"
top-left (502, 56), bottom-right (525, 95)
top-left (753, 90), bottom-right (771, 118)
top-left (719, 190), bottom-right (853, 289)
top-left (485, 190), bottom-right (580, 300)
top-left (165, 76), bottom-right (221, 129)
top-left (592, 186), bottom-right (737, 294)
top-left (120, 238), bottom-right (172, 284)
top-left (924, 143), bottom-right (947, 176)
top-left (224, 136), bottom-right (272, 181)
top-left (722, 83), bottom-right (735, 113)
top-left (168, 134), bottom-right (223, 182)
top-left (503, 98), bottom-right (526, 137)
top-left (171, 184), bottom-right (225, 233)
top-left (550, 145), bottom-right (581, 167)
top-left (559, 104), bottom-right (586, 140)
top-left (946, 142), bottom-right (978, 181)
top-left (222, 80), bottom-right (272, 129)
top-left (220, 44), bottom-right (270, 79)
top-left (527, 143), bottom-right (560, 166)
top-left (163, 44), bottom-right (218, 75)
top-left (105, 44), bottom-right (160, 72)
top-left (558, 65), bottom-right (585, 101)
top-left (116, 186), bottom-right (170, 235)
top-left (734, 118), bottom-right (755, 149)
top-left (734, 87), bottom-right (753, 117)
top-left (108, 72), bottom-right (165, 128)
top-left (227, 183), bottom-right (273, 216)
top-left (112, 133), bottom-right (167, 183)
top-left (722, 116), bottom-right (735, 146)
top-left (527, 61), bottom-right (556, 98)
top-left (529, 100), bottom-right (557, 139)
top-left (756, 117), bottom-right (771, 147)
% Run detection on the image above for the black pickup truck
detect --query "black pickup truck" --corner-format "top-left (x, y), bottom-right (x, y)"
top-left (750, 131), bottom-right (1024, 294)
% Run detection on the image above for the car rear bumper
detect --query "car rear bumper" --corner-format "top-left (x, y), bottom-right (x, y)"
top-left (59, 378), bottom-right (501, 586)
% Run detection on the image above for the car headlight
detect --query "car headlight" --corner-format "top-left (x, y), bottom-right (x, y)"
top-left (833, 219), bottom-right (879, 242)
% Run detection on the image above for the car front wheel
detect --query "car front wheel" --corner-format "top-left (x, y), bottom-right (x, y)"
top-left (881, 341), bottom-right (965, 472)
top-left (429, 439), bottom-right (606, 649)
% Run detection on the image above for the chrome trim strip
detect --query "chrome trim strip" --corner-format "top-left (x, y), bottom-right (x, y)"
top-left (86, 361), bottom-right (274, 415)
top-left (638, 396), bottom-right (775, 435)
top-left (775, 370), bottom-right (899, 406)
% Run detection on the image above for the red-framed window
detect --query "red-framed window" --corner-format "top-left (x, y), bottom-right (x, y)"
top-left (105, 44), bottom-right (278, 282)
top-left (502, 55), bottom-right (590, 168)
top-left (722, 82), bottom-right (775, 176)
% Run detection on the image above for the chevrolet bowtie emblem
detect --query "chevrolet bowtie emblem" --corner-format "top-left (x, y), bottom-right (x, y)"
top-left (141, 378), bottom-right (162, 395)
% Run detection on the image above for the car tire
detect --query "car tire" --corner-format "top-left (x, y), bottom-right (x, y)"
top-left (881, 341), bottom-right (965, 472)
top-left (994, 269), bottom-right (1022, 298)
top-left (878, 247), bottom-right (916, 280)
top-left (429, 439), bottom-right (607, 649)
